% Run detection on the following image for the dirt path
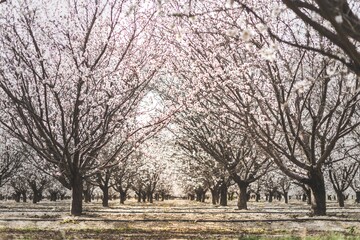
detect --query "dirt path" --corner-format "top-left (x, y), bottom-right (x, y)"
top-left (0, 199), bottom-right (359, 239)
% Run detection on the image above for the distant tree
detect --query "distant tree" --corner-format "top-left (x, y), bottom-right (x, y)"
top-left (0, 135), bottom-right (23, 188)
top-left (278, 175), bottom-right (292, 204)
top-left (177, 140), bottom-right (230, 205)
top-left (262, 173), bottom-right (279, 203)
top-left (156, 181), bottom-right (173, 201)
top-left (112, 161), bottom-right (137, 204)
top-left (10, 173), bottom-right (28, 203)
top-left (47, 180), bottom-right (67, 202)
top-left (177, 107), bottom-right (272, 210)
top-left (328, 161), bottom-right (359, 207)
top-left (26, 165), bottom-right (51, 204)
top-left (248, 179), bottom-right (262, 202)
top-left (92, 168), bottom-right (113, 207)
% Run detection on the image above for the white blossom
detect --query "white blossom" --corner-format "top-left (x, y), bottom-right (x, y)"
top-left (225, 0), bottom-right (234, 8)
top-left (294, 80), bottom-right (311, 93)
top-left (256, 23), bottom-right (268, 34)
top-left (260, 46), bottom-right (276, 61)
top-left (226, 28), bottom-right (239, 37)
top-left (241, 28), bottom-right (254, 41)
top-left (335, 15), bottom-right (343, 24)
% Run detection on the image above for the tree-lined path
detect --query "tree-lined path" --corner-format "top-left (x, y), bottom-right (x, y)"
top-left (1, 199), bottom-right (360, 239)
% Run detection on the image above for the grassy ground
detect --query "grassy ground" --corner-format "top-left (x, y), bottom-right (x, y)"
top-left (1, 199), bottom-right (360, 239)
top-left (0, 228), bottom-right (359, 240)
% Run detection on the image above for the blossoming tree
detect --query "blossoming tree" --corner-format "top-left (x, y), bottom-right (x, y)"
top-left (162, 0), bottom-right (360, 215)
top-left (0, 0), bottom-right (167, 215)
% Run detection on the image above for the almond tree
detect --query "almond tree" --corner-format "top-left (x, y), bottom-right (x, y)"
top-left (176, 107), bottom-right (271, 209)
top-left (92, 168), bottom-right (113, 207)
top-left (134, 139), bottom-right (174, 203)
top-left (10, 173), bottom-right (28, 202)
top-left (328, 162), bottom-right (358, 207)
top-left (176, 149), bottom-right (212, 202)
top-left (278, 174), bottom-right (292, 204)
top-left (47, 180), bottom-right (68, 201)
top-left (27, 170), bottom-right (50, 204)
top-left (176, 132), bottom-right (231, 205)
top-left (112, 155), bottom-right (139, 204)
top-left (0, 0), bottom-right (167, 215)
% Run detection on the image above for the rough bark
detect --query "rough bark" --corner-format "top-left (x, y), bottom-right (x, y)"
top-left (336, 191), bottom-right (345, 207)
top-left (119, 189), bottom-right (127, 204)
top-left (14, 192), bottom-right (21, 202)
top-left (50, 192), bottom-right (57, 201)
top-left (60, 193), bottom-right (66, 200)
top-left (32, 190), bottom-right (39, 204)
top-left (21, 191), bottom-right (27, 203)
top-left (70, 175), bottom-right (83, 216)
top-left (237, 182), bottom-right (249, 210)
top-left (142, 192), bottom-right (146, 202)
top-left (268, 192), bottom-right (273, 203)
top-left (210, 188), bottom-right (218, 205)
top-left (101, 186), bottom-right (109, 207)
top-left (356, 192), bottom-right (360, 203)
top-left (84, 189), bottom-right (92, 203)
top-left (255, 193), bottom-right (260, 202)
top-left (219, 182), bottom-right (228, 206)
top-left (148, 192), bottom-right (153, 203)
top-left (284, 192), bottom-right (289, 204)
top-left (308, 170), bottom-right (326, 216)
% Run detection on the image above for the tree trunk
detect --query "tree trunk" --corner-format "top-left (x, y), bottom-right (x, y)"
top-left (70, 174), bottom-right (83, 216)
top-left (303, 188), bottom-right (311, 205)
top-left (210, 189), bottom-right (217, 205)
top-left (50, 192), bottom-right (57, 201)
top-left (84, 189), bottom-right (91, 203)
top-left (102, 186), bottom-right (109, 207)
top-left (336, 191), bottom-right (345, 207)
top-left (142, 193), bottom-right (146, 202)
top-left (255, 193), bottom-right (260, 202)
top-left (32, 190), bottom-right (38, 204)
top-left (201, 192), bottom-right (206, 202)
top-left (120, 190), bottom-right (127, 204)
top-left (196, 192), bottom-right (201, 201)
top-left (14, 192), bottom-right (21, 202)
top-left (356, 192), bottom-right (360, 203)
top-left (302, 193), bottom-right (307, 202)
top-left (284, 192), bottom-right (288, 204)
top-left (308, 170), bottom-right (326, 216)
top-left (219, 183), bottom-right (227, 206)
top-left (149, 193), bottom-right (153, 203)
top-left (22, 192), bottom-right (27, 203)
top-left (237, 182), bottom-right (248, 210)
top-left (268, 192), bottom-right (273, 203)
top-left (189, 194), bottom-right (195, 200)
top-left (307, 193), bottom-right (311, 205)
